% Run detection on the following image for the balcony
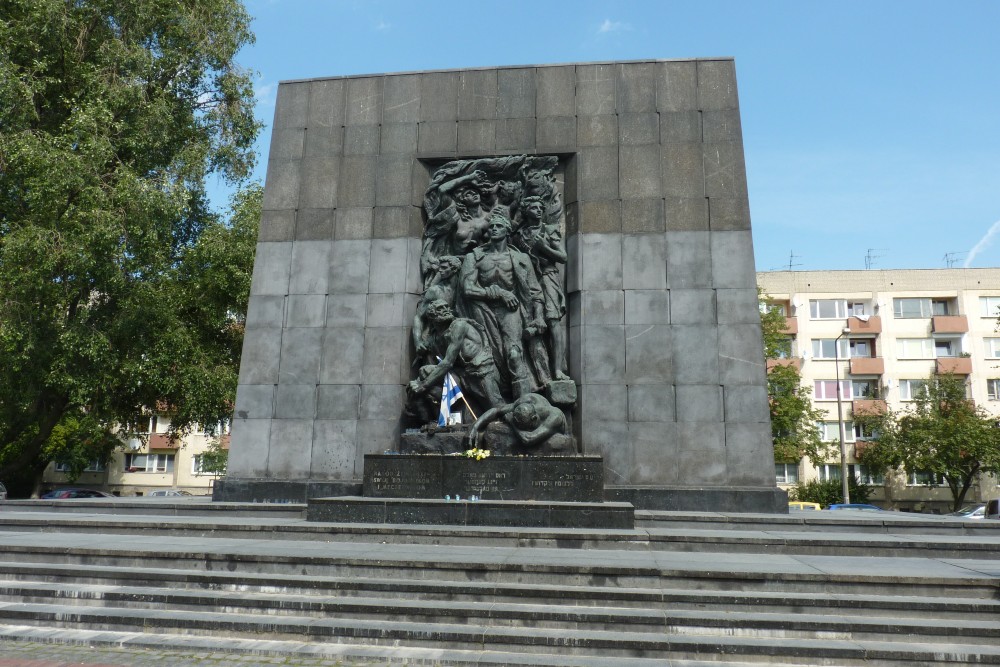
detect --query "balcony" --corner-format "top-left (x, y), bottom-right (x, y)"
top-left (781, 317), bottom-right (798, 335)
top-left (849, 357), bottom-right (884, 375)
top-left (847, 316), bottom-right (881, 334)
top-left (148, 433), bottom-right (180, 450)
top-left (854, 440), bottom-right (875, 458)
top-left (767, 357), bottom-right (801, 371)
top-left (852, 399), bottom-right (887, 416)
top-left (936, 357), bottom-right (972, 375)
top-left (932, 315), bottom-right (969, 334)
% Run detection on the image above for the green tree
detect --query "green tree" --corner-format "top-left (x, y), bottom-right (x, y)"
top-left (759, 291), bottom-right (829, 465)
top-left (855, 373), bottom-right (1000, 511)
top-left (198, 438), bottom-right (229, 478)
top-left (0, 0), bottom-right (261, 488)
top-left (789, 477), bottom-right (871, 508)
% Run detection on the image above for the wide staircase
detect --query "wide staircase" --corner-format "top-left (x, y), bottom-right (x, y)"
top-left (0, 499), bottom-right (997, 666)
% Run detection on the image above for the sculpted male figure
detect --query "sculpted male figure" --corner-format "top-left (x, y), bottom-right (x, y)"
top-left (468, 393), bottom-right (570, 451)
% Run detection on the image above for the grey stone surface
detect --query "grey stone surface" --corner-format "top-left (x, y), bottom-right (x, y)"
top-left (622, 198), bottom-right (665, 233)
top-left (294, 208), bottom-right (334, 241)
top-left (334, 208), bottom-right (373, 240)
top-left (661, 142), bottom-right (704, 197)
top-left (344, 124), bottom-right (380, 155)
top-left (716, 287), bottom-right (761, 324)
top-left (267, 419), bottom-right (314, 478)
top-left (665, 196), bottom-right (709, 231)
top-left (237, 328), bottom-right (281, 385)
top-left (345, 77), bottom-right (382, 125)
top-left (536, 65), bottom-right (575, 117)
top-left (677, 421), bottom-right (726, 483)
top-left (307, 78), bottom-right (345, 127)
top-left (304, 124), bottom-right (344, 158)
top-left (581, 325), bottom-right (625, 384)
top-left (624, 324), bottom-right (672, 384)
top-left (417, 120), bottom-right (457, 154)
top-left (329, 239), bottom-right (371, 294)
top-left (277, 328), bottom-right (323, 385)
top-left (697, 59), bottom-right (739, 110)
top-left (288, 241), bottom-right (331, 294)
top-left (620, 145), bottom-right (661, 199)
top-left (275, 384), bottom-right (317, 419)
top-left (374, 155), bottom-right (412, 207)
top-left (576, 64), bottom-right (616, 115)
top-left (379, 122), bottom-right (418, 154)
top-left (675, 384), bottom-right (723, 422)
top-left (624, 290), bottom-right (670, 325)
top-left (245, 295), bottom-right (285, 329)
top-left (718, 323), bottom-right (767, 385)
top-left (268, 128), bottom-right (304, 161)
top-left (457, 119), bottom-right (496, 154)
top-left (419, 72), bottom-right (458, 121)
top-left (578, 199), bottom-right (620, 233)
top-left (619, 112), bottom-right (659, 146)
top-left (234, 384), bottom-right (275, 420)
top-left (316, 384), bottom-right (360, 420)
top-left (627, 384), bottom-right (675, 422)
top-left (616, 62), bottom-right (657, 113)
top-left (258, 210), bottom-right (295, 242)
top-left (319, 328), bottom-right (364, 384)
top-left (628, 420), bottom-right (678, 484)
top-left (711, 230), bottom-right (756, 288)
top-left (272, 81), bottom-right (308, 129)
top-left (622, 233), bottom-right (667, 289)
top-left (666, 230), bottom-right (712, 288)
top-left (497, 68), bottom-right (535, 118)
top-left (709, 196), bottom-right (752, 231)
top-left (577, 115), bottom-right (618, 146)
top-left (226, 418), bottom-right (270, 476)
top-left (656, 60), bottom-right (698, 112)
top-left (326, 294), bottom-right (367, 328)
top-left (704, 141), bottom-right (749, 199)
top-left (311, 419), bottom-right (358, 479)
top-left (536, 116), bottom-right (576, 150)
top-left (337, 155), bottom-right (376, 207)
top-left (578, 290), bottom-right (625, 325)
top-left (669, 289), bottom-right (717, 324)
top-left (457, 69), bottom-right (497, 119)
top-left (577, 233), bottom-right (623, 291)
top-left (297, 157), bottom-right (339, 209)
top-left (661, 110), bottom-right (702, 143)
top-left (284, 294), bottom-right (326, 328)
top-left (495, 118), bottom-right (535, 151)
top-left (726, 422), bottom-right (774, 485)
top-left (261, 159), bottom-right (300, 210)
top-left (382, 74), bottom-right (421, 123)
top-left (724, 383), bottom-right (770, 422)
top-left (672, 324), bottom-right (720, 384)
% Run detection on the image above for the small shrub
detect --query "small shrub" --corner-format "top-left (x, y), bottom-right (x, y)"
top-left (790, 478), bottom-right (871, 507)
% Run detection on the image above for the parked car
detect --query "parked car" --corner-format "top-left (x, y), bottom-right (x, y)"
top-left (147, 489), bottom-right (192, 497)
top-left (788, 501), bottom-right (821, 511)
top-left (0, 482), bottom-right (7, 501)
top-left (828, 503), bottom-right (884, 512)
top-left (40, 488), bottom-right (115, 499)
top-left (987, 499), bottom-right (1000, 520)
top-left (946, 504), bottom-right (985, 520)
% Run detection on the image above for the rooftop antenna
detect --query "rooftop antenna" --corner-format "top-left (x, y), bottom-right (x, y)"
top-left (785, 250), bottom-right (802, 272)
top-left (864, 248), bottom-right (885, 270)
top-left (943, 252), bottom-right (966, 268)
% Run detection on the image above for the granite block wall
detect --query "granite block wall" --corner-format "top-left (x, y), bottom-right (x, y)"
top-left (222, 59), bottom-right (779, 508)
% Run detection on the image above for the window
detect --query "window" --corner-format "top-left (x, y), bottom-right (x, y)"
top-left (817, 463), bottom-right (842, 481)
top-left (775, 463), bottom-right (799, 484)
top-left (847, 302), bottom-right (867, 317)
top-left (764, 302), bottom-right (787, 316)
top-left (907, 470), bottom-right (946, 486)
top-left (773, 337), bottom-right (793, 359)
top-left (54, 461), bottom-right (106, 473)
top-left (124, 453), bottom-right (175, 473)
top-left (931, 299), bottom-right (953, 316)
top-left (853, 422), bottom-right (878, 440)
top-left (814, 380), bottom-right (851, 400)
top-left (811, 338), bottom-right (849, 359)
top-left (899, 379), bottom-right (928, 401)
top-left (893, 298), bottom-right (931, 318)
top-left (986, 338), bottom-right (1000, 358)
top-left (849, 339), bottom-right (872, 358)
top-left (934, 339), bottom-right (957, 358)
top-left (896, 338), bottom-right (935, 359)
top-left (980, 297), bottom-right (1000, 318)
top-left (818, 421), bottom-right (853, 441)
top-left (809, 299), bottom-right (847, 320)
top-left (851, 380), bottom-right (878, 398)
top-left (988, 379), bottom-right (1000, 401)
top-left (856, 465), bottom-right (884, 485)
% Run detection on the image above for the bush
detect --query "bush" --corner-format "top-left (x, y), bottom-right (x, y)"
top-left (790, 478), bottom-right (872, 507)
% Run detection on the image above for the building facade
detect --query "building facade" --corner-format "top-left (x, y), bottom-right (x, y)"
top-left (758, 268), bottom-right (1000, 512)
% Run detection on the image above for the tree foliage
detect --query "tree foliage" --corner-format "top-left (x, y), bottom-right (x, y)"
top-left (0, 0), bottom-right (261, 484)
top-left (789, 477), bottom-right (871, 507)
top-left (855, 373), bottom-right (1000, 511)
top-left (198, 438), bottom-right (229, 477)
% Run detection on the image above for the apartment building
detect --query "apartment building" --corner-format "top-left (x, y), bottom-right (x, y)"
top-left (758, 268), bottom-right (1000, 512)
top-left (41, 415), bottom-right (229, 496)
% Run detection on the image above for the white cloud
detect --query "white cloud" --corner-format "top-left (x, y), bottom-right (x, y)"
top-left (597, 18), bottom-right (630, 34)
top-left (963, 219), bottom-right (1000, 267)
top-left (254, 81), bottom-right (277, 109)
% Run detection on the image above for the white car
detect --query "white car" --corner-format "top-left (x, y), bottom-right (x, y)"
top-left (947, 504), bottom-right (985, 519)
top-left (0, 482), bottom-right (7, 501)
top-left (147, 489), bottom-right (192, 497)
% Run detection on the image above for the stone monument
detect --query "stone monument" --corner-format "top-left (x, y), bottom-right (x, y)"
top-left (216, 58), bottom-right (786, 512)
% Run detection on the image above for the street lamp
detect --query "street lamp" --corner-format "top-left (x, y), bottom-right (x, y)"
top-left (834, 326), bottom-right (852, 504)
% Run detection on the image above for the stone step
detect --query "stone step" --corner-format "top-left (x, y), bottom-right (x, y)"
top-left (2, 580), bottom-right (998, 645)
top-left (0, 602), bottom-right (998, 665)
top-left (1, 562), bottom-right (997, 619)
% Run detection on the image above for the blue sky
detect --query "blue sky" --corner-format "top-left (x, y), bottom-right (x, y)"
top-left (226, 0), bottom-right (1000, 272)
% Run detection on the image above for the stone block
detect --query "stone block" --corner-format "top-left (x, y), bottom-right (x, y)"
top-left (457, 120), bottom-right (496, 155)
top-left (665, 196), bottom-right (709, 231)
top-left (249, 242), bottom-right (291, 296)
top-left (308, 79), bottom-right (346, 128)
top-left (319, 328), bottom-right (364, 384)
top-left (419, 72), bottom-right (458, 121)
top-left (661, 111), bottom-right (702, 143)
top-left (297, 157), bottom-right (339, 209)
top-left (621, 198), bottom-right (665, 233)
top-left (267, 419), bottom-right (314, 478)
top-left (656, 60), bottom-right (697, 112)
top-left (382, 74), bottom-right (421, 123)
top-left (724, 384), bottom-right (770, 422)
top-left (289, 241), bottom-right (331, 294)
top-left (617, 62), bottom-right (657, 113)
top-left (536, 65), bottom-right (575, 117)
top-left (258, 210), bottom-right (295, 242)
top-left (360, 384), bottom-right (405, 420)
top-left (262, 159), bottom-right (300, 210)
top-left (365, 292), bottom-right (408, 327)
top-left (375, 156), bottom-right (412, 207)
top-left (567, 325), bottom-right (582, 391)
top-left (624, 290), bottom-right (670, 325)
top-left (672, 324), bottom-right (720, 385)
top-left (278, 327), bottom-right (323, 385)
top-left (579, 420), bottom-right (629, 484)
top-left (345, 77), bottom-right (382, 125)
top-left (697, 59), bottom-right (739, 110)
top-left (294, 209), bottom-right (334, 241)
top-left (675, 422), bottom-right (726, 484)
top-left (285, 294), bottom-right (326, 328)
top-left (372, 206), bottom-right (409, 239)
top-left (565, 202), bottom-right (579, 236)
top-left (578, 233), bottom-right (622, 291)
top-left (335, 208), bottom-right (373, 241)
top-left (666, 231), bottom-right (712, 288)
top-left (620, 145), bottom-right (661, 199)
top-left (578, 146), bottom-right (619, 201)
top-left (661, 142), bottom-right (704, 198)
top-left (563, 156), bottom-right (578, 204)
top-left (344, 125), bottom-right (380, 155)
top-left (716, 288), bottom-right (760, 324)
top-left (238, 328), bottom-right (282, 385)
top-left (576, 64), bottom-right (616, 115)
top-left (269, 128), bottom-right (305, 161)
top-left (316, 384), bottom-right (361, 420)
top-left (246, 295), bottom-right (285, 329)
top-left (495, 118), bottom-right (535, 152)
top-left (577, 115), bottom-right (618, 147)
top-left (226, 419), bottom-right (270, 477)
top-left (311, 419), bottom-right (358, 479)
top-left (361, 327), bottom-right (405, 384)
top-left (547, 379), bottom-right (577, 406)
top-left (536, 116), bottom-right (576, 151)
top-left (711, 230), bottom-right (756, 288)
top-left (619, 113), bottom-right (659, 146)
top-left (669, 289), bottom-right (717, 325)
top-left (458, 69), bottom-right (497, 119)
top-left (718, 323), bottom-right (766, 385)
top-left (577, 290), bottom-right (623, 326)
top-left (708, 196), bottom-right (751, 231)
top-left (675, 384), bottom-right (723, 422)
top-left (703, 109), bottom-right (743, 143)
top-left (275, 384), bottom-right (317, 419)
top-left (579, 200), bottom-right (621, 233)
top-left (726, 422), bottom-right (773, 486)
top-left (704, 141), bottom-right (749, 199)
top-left (354, 420), bottom-right (401, 476)
top-left (622, 233), bottom-right (667, 290)
top-left (379, 122), bottom-right (418, 155)
top-left (624, 324), bottom-right (672, 384)
top-left (627, 384), bottom-right (675, 422)
top-left (405, 236), bottom-right (424, 294)
top-left (368, 238), bottom-right (409, 294)
top-left (580, 382), bottom-right (626, 423)
top-left (304, 125), bottom-right (344, 158)
top-left (337, 156), bottom-right (376, 207)
top-left (326, 294), bottom-right (367, 328)
top-left (629, 421), bottom-right (678, 484)
top-left (581, 325), bottom-right (625, 384)
top-left (234, 384), bottom-right (276, 421)
top-left (272, 82), bottom-right (309, 129)
top-left (497, 68), bottom-right (535, 118)
top-left (418, 121), bottom-right (457, 154)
